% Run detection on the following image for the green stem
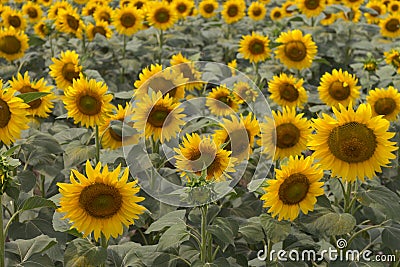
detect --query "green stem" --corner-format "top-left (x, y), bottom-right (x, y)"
top-left (158, 30), bottom-right (164, 65)
top-left (121, 35), bottom-right (127, 83)
top-left (82, 35), bottom-right (87, 55)
top-left (0, 196), bottom-right (5, 267)
top-left (266, 238), bottom-right (273, 262)
top-left (200, 205), bottom-right (208, 263)
top-left (100, 232), bottom-right (108, 267)
top-left (95, 125), bottom-right (100, 164)
top-left (40, 174), bottom-right (45, 198)
top-left (49, 34), bottom-right (54, 58)
top-left (347, 220), bottom-right (390, 246)
top-left (344, 182), bottom-right (353, 213)
top-left (254, 62), bottom-right (260, 88)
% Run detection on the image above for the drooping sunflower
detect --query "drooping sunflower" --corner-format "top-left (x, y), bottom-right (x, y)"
top-left (0, 26), bottom-right (29, 62)
top-left (34, 19), bottom-right (51, 39)
top-left (86, 20), bottom-right (113, 41)
top-left (261, 156), bottom-right (324, 221)
top-left (47, 1), bottom-right (71, 20)
top-left (248, 1), bottom-right (267, 21)
top-left (206, 85), bottom-right (240, 116)
top-left (55, 7), bottom-right (84, 39)
top-left (238, 32), bottom-right (271, 63)
top-left (384, 48), bottom-right (400, 73)
top-left (57, 161), bottom-right (146, 241)
top-left (1, 9), bottom-right (27, 31)
top-left (22, 2), bottom-right (43, 23)
top-left (63, 77), bottom-right (114, 128)
top-left (270, 7), bottom-right (284, 20)
top-left (174, 133), bottom-right (237, 182)
top-left (99, 103), bottom-right (139, 149)
top-left (296, 0), bottom-right (326, 17)
top-left (259, 107), bottom-right (311, 160)
top-left (268, 73), bottom-right (307, 109)
top-left (49, 50), bottom-right (83, 91)
top-left (147, 1), bottom-right (178, 30)
top-left (0, 84), bottom-right (29, 145)
top-left (173, 0), bottom-right (194, 19)
top-left (275, 29), bottom-right (318, 70)
top-left (213, 113), bottom-right (260, 161)
top-left (9, 72), bottom-right (55, 118)
top-left (233, 81), bottom-right (259, 103)
top-left (198, 0), bottom-right (219, 18)
top-left (380, 14), bottom-right (400, 38)
top-left (318, 69), bottom-right (361, 108)
top-left (308, 103), bottom-right (398, 182)
top-left (93, 5), bottom-right (114, 24)
top-left (132, 91), bottom-right (186, 143)
top-left (170, 53), bottom-right (203, 91)
top-left (112, 5), bottom-right (143, 36)
top-left (221, 0), bottom-right (246, 24)
top-left (366, 86), bottom-right (400, 121)
top-left (365, 1), bottom-right (387, 24)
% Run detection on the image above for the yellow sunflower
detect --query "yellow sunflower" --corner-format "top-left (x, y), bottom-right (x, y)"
top-left (49, 50), bottom-right (83, 91)
top-left (63, 77), bottom-right (114, 128)
top-left (296, 0), bottom-right (326, 17)
top-left (174, 133), bottom-right (237, 181)
top-left (55, 7), bottom-right (84, 39)
top-left (34, 19), bottom-right (51, 39)
top-left (282, 1), bottom-right (297, 16)
top-left (173, 0), bottom-right (194, 19)
top-left (259, 107), bottom-right (311, 160)
top-left (320, 12), bottom-right (338, 25)
top-left (81, 1), bottom-right (99, 16)
top-left (270, 7), bottom-right (284, 20)
top-left (206, 85), bottom-right (240, 116)
top-left (248, 1), bottom-right (267, 21)
top-left (86, 20), bottom-right (113, 41)
top-left (388, 1), bottom-right (400, 13)
top-left (0, 84), bottom-right (29, 145)
top-left (268, 73), bottom-right (307, 108)
top-left (1, 9), bottom-right (26, 31)
top-left (233, 81), bottom-right (259, 103)
top-left (93, 5), bottom-right (114, 24)
top-left (47, 1), bottom-right (71, 20)
top-left (112, 5), bottom-right (143, 36)
top-left (384, 48), bottom-right (400, 73)
top-left (238, 32), bottom-right (271, 63)
top-left (22, 2), bottom-right (43, 23)
top-left (99, 103), bottom-right (139, 150)
top-left (318, 69), bottom-right (361, 108)
top-left (198, 0), bottom-right (219, 18)
top-left (57, 161), bottom-right (146, 241)
top-left (228, 59), bottom-right (237, 76)
top-left (261, 156), bottom-right (324, 221)
top-left (366, 86), bottom-right (400, 121)
top-left (342, 0), bottom-right (364, 8)
top-left (213, 113), bottom-right (260, 161)
top-left (338, 8), bottom-right (362, 22)
top-left (131, 0), bottom-right (148, 10)
top-left (38, 0), bottom-right (53, 7)
top-left (308, 103), bottom-right (398, 182)
top-left (221, 0), bottom-right (246, 24)
top-left (147, 1), bottom-right (178, 30)
top-left (365, 1), bottom-right (387, 24)
top-left (74, 0), bottom-right (89, 4)
top-left (9, 72), bottom-right (55, 118)
top-left (275, 29), bottom-right (318, 70)
top-left (132, 91), bottom-right (186, 143)
top-left (170, 53), bottom-right (203, 91)
top-left (0, 26), bottom-right (29, 62)
top-left (380, 14), bottom-right (400, 38)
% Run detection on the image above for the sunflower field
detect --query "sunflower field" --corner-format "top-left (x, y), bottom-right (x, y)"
top-left (1, 0), bottom-right (400, 266)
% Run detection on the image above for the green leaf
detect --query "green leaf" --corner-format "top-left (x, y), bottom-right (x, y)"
top-left (17, 92), bottom-right (50, 104)
top-left (107, 242), bottom-right (142, 267)
top-left (17, 170), bottom-right (36, 193)
top-left (382, 224), bottom-right (400, 250)
top-left (260, 214), bottom-right (291, 243)
top-left (145, 209), bottom-right (186, 234)
top-left (64, 239), bottom-right (107, 267)
top-left (207, 217), bottom-right (238, 249)
top-left (239, 217), bottom-right (265, 244)
top-left (24, 131), bottom-right (63, 154)
top-left (157, 222), bottom-right (190, 252)
top-left (64, 140), bottom-right (96, 168)
top-left (310, 212), bottom-right (356, 236)
top-left (21, 196), bottom-right (57, 211)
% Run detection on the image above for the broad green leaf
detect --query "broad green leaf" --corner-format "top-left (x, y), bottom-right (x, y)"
top-left (21, 196), bottom-right (57, 211)
top-left (207, 217), bottom-right (238, 248)
top-left (107, 242), bottom-right (142, 267)
top-left (239, 217), bottom-right (265, 244)
top-left (157, 222), bottom-right (190, 252)
top-left (310, 212), bottom-right (356, 236)
top-left (64, 239), bottom-right (107, 267)
top-left (260, 214), bottom-right (291, 243)
top-left (382, 224), bottom-right (400, 250)
top-left (145, 209), bottom-right (186, 234)
top-left (64, 140), bottom-right (96, 168)
top-left (17, 170), bottom-right (36, 193)
top-left (17, 92), bottom-right (50, 104)
top-left (24, 131), bottom-right (63, 154)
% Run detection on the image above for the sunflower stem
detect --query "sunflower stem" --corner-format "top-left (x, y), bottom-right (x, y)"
top-left (343, 181), bottom-right (353, 213)
top-left (100, 232), bottom-right (108, 267)
top-left (254, 62), bottom-right (261, 89)
top-left (49, 34), bottom-right (54, 58)
top-left (121, 35), bottom-right (127, 84)
top-left (40, 174), bottom-right (45, 198)
top-left (200, 204), bottom-right (209, 263)
top-left (0, 196), bottom-right (5, 267)
top-left (95, 125), bottom-right (101, 164)
top-left (158, 30), bottom-right (164, 65)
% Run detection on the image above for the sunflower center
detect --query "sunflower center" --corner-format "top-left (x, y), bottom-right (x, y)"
top-left (273, 10), bottom-right (282, 18)
top-left (155, 8), bottom-right (170, 23)
top-left (148, 77), bottom-right (177, 97)
top-left (385, 18), bottom-right (400, 32)
top-left (392, 4), bottom-right (399, 11)
top-left (177, 4), bottom-right (187, 13)
top-left (66, 15), bottom-right (79, 30)
top-left (279, 173), bottom-right (310, 205)
top-left (252, 7), bottom-right (262, 16)
top-left (374, 97), bottom-right (397, 116)
top-left (0, 99), bottom-right (11, 128)
top-left (204, 4), bottom-right (215, 13)
top-left (78, 95), bottom-right (102, 115)
top-left (305, 0), bottom-right (320, 10)
top-left (226, 129), bottom-right (250, 154)
top-left (0, 36), bottom-right (21, 55)
top-left (9, 15), bottom-right (21, 28)
top-left (79, 183), bottom-right (122, 218)
top-left (328, 122), bottom-right (377, 163)
top-left (121, 13), bottom-right (136, 27)
top-left (148, 107), bottom-right (170, 127)
top-left (134, 1), bottom-right (144, 9)
top-left (328, 81), bottom-right (350, 101)
top-left (20, 85), bottom-right (42, 109)
top-left (61, 63), bottom-right (80, 83)
top-left (284, 41), bottom-right (307, 62)
top-left (227, 5), bottom-right (239, 17)
top-left (249, 39), bottom-right (265, 55)
top-left (279, 83), bottom-right (299, 102)
top-left (27, 7), bottom-right (38, 18)
top-left (92, 26), bottom-right (107, 37)
top-left (218, 95), bottom-right (231, 106)
top-left (276, 123), bottom-right (300, 148)
top-left (99, 12), bottom-right (111, 23)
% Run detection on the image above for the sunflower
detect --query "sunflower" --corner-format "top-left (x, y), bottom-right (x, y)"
top-left (365, 1), bottom-right (387, 24)
top-left (63, 77), bottom-right (114, 128)
top-left (275, 29), bottom-right (318, 70)
top-left (338, 8), bottom-right (362, 22)
top-left (198, 0), bottom-right (219, 18)
top-left (318, 69), bottom-right (361, 108)
top-left (221, 0), bottom-right (246, 24)
top-left (282, 1), bottom-right (297, 16)
top-left (49, 50), bottom-right (83, 91)
top-left (112, 5), bottom-right (143, 36)
top-left (147, 1), bottom-right (178, 30)
top-left (81, 1), bottom-right (99, 16)
top-left (248, 1), bottom-right (267, 21)
top-left (173, 0), bottom-right (194, 19)
top-left (174, 133), bottom-right (236, 181)
top-left (238, 32), bottom-right (271, 63)
top-left (261, 156), bottom-right (324, 221)
top-left (260, 107), bottom-right (311, 160)
top-left (170, 53), bottom-right (203, 91)
top-left (380, 14), bottom-right (400, 38)
top-left (342, 0), bottom-right (364, 8)
top-left (0, 84), bottom-right (29, 146)
top-left (1, 9), bottom-right (26, 31)
top-left (213, 113), bottom-right (260, 161)
top-left (47, 1), bottom-right (71, 20)
top-left (55, 7), bottom-right (84, 39)
top-left (0, 26), bottom-right (29, 62)
top-left (366, 86), bottom-right (400, 121)
top-left (296, 0), bottom-right (326, 17)
top-left (99, 103), bottom-right (139, 149)
top-left (228, 59), bottom-right (237, 76)
top-left (38, 0), bottom-right (52, 7)
top-left (74, 0), bottom-right (89, 4)
top-left (388, 1), bottom-right (400, 13)
top-left (268, 73), bottom-right (307, 108)
top-left (320, 12), bottom-right (338, 25)
top-left (308, 103), bottom-right (398, 182)
top-left (132, 91), bottom-right (186, 143)
top-left (93, 5), bottom-right (114, 24)
top-left (9, 72), bottom-right (54, 118)
top-left (131, 0), bottom-right (148, 10)
top-left (233, 81), bottom-right (259, 103)
top-left (22, 2), bottom-right (43, 23)
top-left (270, 7), bottom-right (284, 20)
top-left (206, 85), bottom-right (240, 116)
top-left (384, 48), bottom-right (400, 73)
top-left (86, 20), bottom-right (113, 41)
top-left (34, 19), bottom-right (51, 39)
top-left (57, 161), bottom-right (145, 241)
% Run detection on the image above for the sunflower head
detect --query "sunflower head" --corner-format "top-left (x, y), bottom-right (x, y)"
top-left (248, 1), bottom-right (267, 21)
top-left (238, 32), bottom-right (271, 63)
top-left (206, 85), bottom-right (240, 116)
top-left (380, 14), bottom-right (400, 38)
top-left (22, 2), bottom-right (43, 23)
top-left (1, 9), bottom-right (27, 31)
top-left (112, 6), bottom-right (143, 36)
top-left (86, 20), bottom-right (113, 41)
top-left (268, 73), bottom-right (307, 108)
top-left (199, 0), bottom-right (219, 18)
top-left (34, 19), bottom-right (51, 39)
top-left (173, 0), bottom-right (194, 19)
top-left (296, 0), bottom-right (326, 17)
top-left (93, 5), bottom-right (114, 24)
top-left (384, 48), bottom-right (400, 72)
top-left (270, 7), bottom-right (284, 20)
top-left (49, 50), bottom-right (83, 90)
top-left (147, 1), bottom-right (178, 30)
top-left (221, 0), bottom-right (246, 24)
top-left (367, 86), bottom-right (400, 121)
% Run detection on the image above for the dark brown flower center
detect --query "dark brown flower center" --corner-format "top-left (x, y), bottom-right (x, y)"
top-left (0, 99), bottom-right (11, 128)
top-left (275, 123), bottom-right (300, 148)
top-left (92, 26), bottom-right (107, 37)
top-left (79, 183), bottom-right (122, 218)
top-left (67, 15), bottom-right (79, 30)
top-left (61, 63), bottom-right (80, 83)
top-left (391, 4), bottom-right (399, 11)
top-left (27, 7), bottom-right (38, 19)
top-left (249, 39), bottom-right (265, 55)
top-left (328, 122), bottom-right (377, 163)
top-left (328, 81), bottom-right (350, 101)
top-left (227, 4), bottom-right (239, 17)
top-left (148, 107), bottom-right (170, 127)
top-left (121, 12), bottom-right (136, 27)
top-left (155, 8), bottom-right (170, 23)
top-left (19, 86), bottom-right (42, 109)
top-left (134, 1), bottom-right (144, 9)
top-left (273, 10), bottom-right (282, 18)
top-left (77, 95), bottom-right (102, 115)
top-left (279, 83), bottom-right (299, 102)
top-left (0, 36), bottom-right (21, 55)
top-left (284, 41), bottom-right (307, 62)
top-left (279, 173), bottom-right (310, 205)
top-left (204, 4), bottom-right (214, 13)
top-left (177, 3), bottom-right (187, 13)
top-left (9, 15), bottom-right (21, 28)
top-left (252, 7), bottom-right (262, 16)
top-left (385, 18), bottom-right (400, 32)
top-left (374, 97), bottom-right (397, 116)
top-left (305, 0), bottom-right (320, 10)
top-left (99, 11), bottom-right (111, 23)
